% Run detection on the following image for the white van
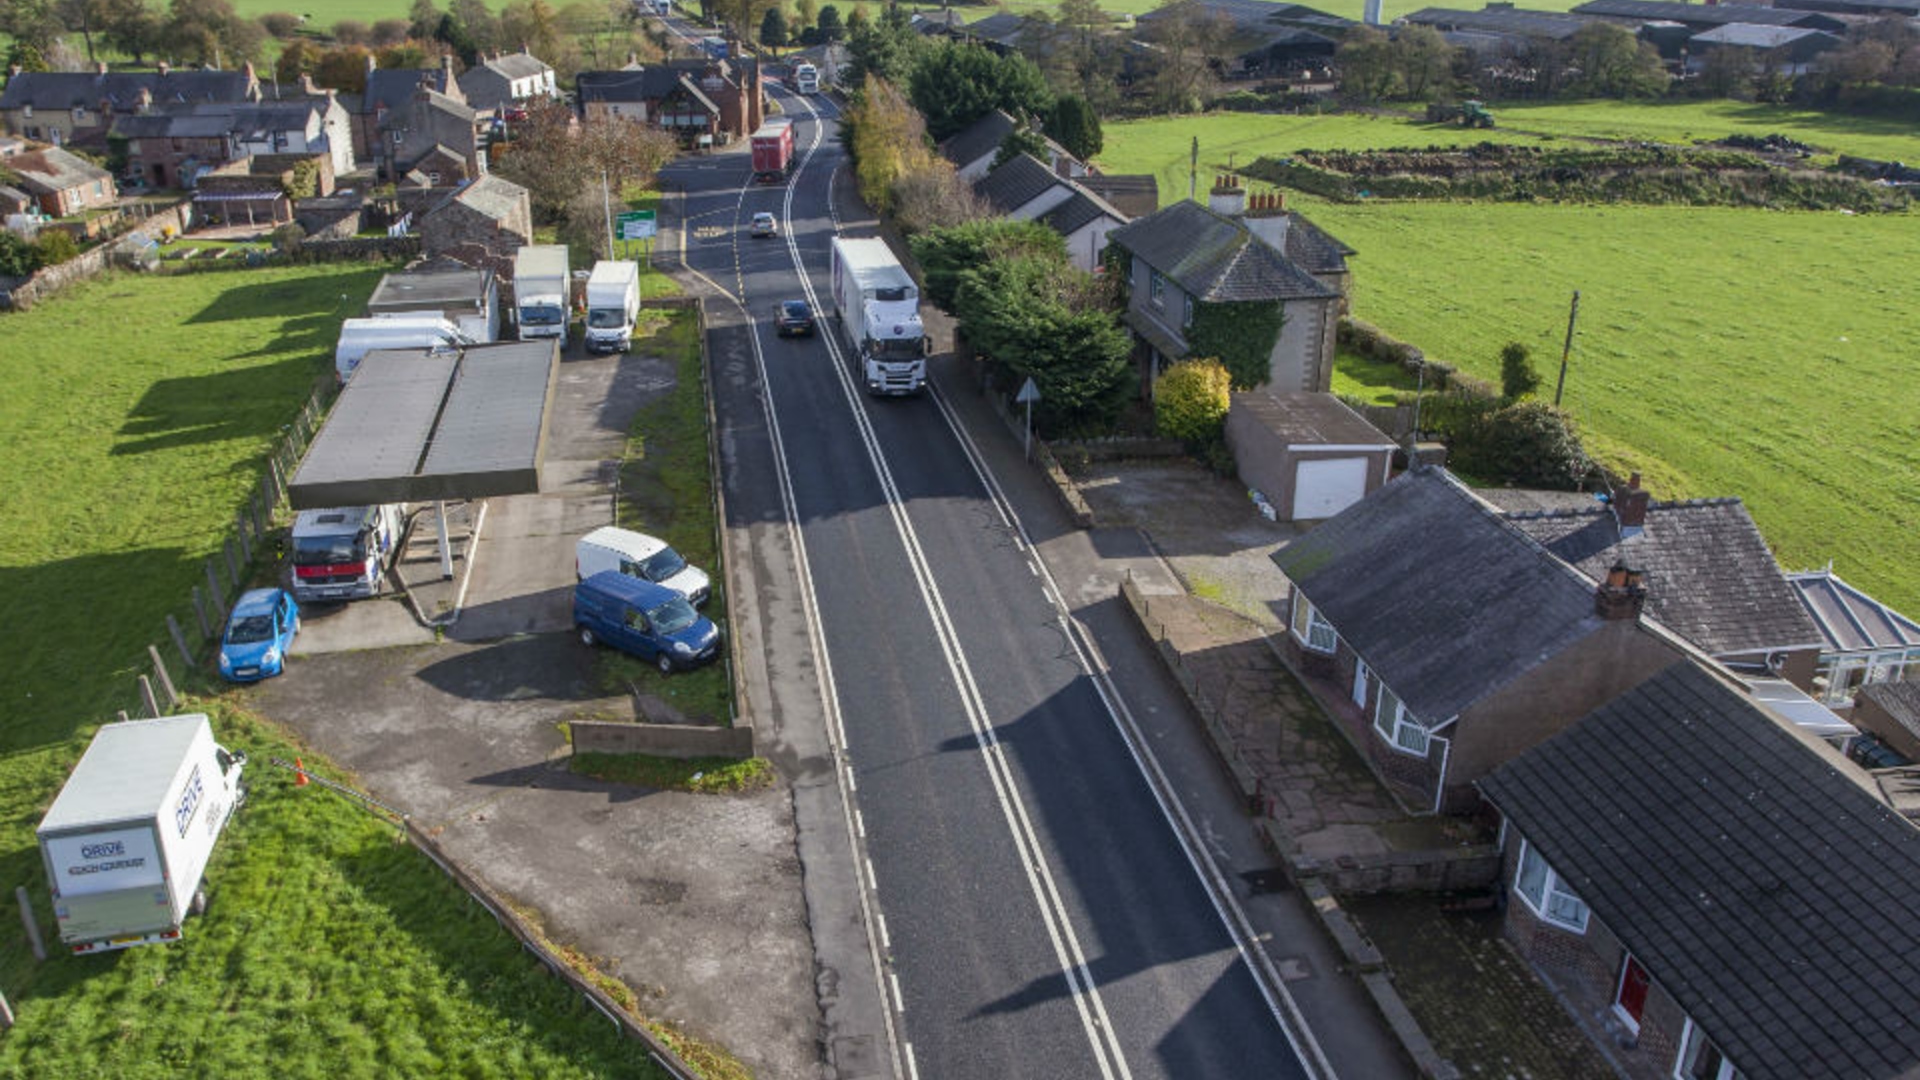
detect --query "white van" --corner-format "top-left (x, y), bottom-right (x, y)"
top-left (334, 315), bottom-right (472, 383)
top-left (575, 526), bottom-right (711, 605)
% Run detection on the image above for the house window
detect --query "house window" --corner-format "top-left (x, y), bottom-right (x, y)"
top-left (1613, 955), bottom-right (1650, 1032)
top-left (1290, 593), bottom-right (1336, 654)
top-left (1514, 839), bottom-right (1589, 932)
top-left (1351, 659), bottom-right (1369, 710)
top-left (1149, 270), bottom-right (1165, 309)
top-left (1673, 1019), bottom-right (1744, 1080)
top-left (1372, 685), bottom-right (1430, 757)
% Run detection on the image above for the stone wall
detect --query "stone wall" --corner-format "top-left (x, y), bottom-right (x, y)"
top-left (570, 719), bottom-right (755, 760)
top-left (6, 198), bottom-right (193, 310)
top-left (301, 235), bottom-right (420, 261)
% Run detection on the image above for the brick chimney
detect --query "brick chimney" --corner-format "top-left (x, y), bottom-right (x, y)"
top-left (1612, 472), bottom-right (1650, 538)
top-left (1243, 190), bottom-right (1292, 255)
top-left (1207, 173), bottom-right (1245, 217)
top-left (1594, 563), bottom-right (1647, 621)
top-left (156, 61), bottom-right (170, 76)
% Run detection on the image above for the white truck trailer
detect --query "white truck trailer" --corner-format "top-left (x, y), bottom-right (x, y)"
top-left (513, 244), bottom-right (571, 342)
top-left (828, 237), bottom-right (928, 396)
top-left (583, 260), bottom-right (640, 354)
top-left (38, 714), bottom-right (248, 955)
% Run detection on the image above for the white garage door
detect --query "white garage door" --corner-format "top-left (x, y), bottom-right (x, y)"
top-left (1292, 457), bottom-right (1370, 520)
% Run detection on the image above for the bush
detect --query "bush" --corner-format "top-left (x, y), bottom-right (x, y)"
top-left (259, 12), bottom-right (303, 38)
top-left (1448, 399), bottom-right (1589, 488)
top-left (34, 230), bottom-right (78, 266)
top-left (1500, 340), bottom-right (1541, 400)
top-left (0, 231), bottom-right (39, 276)
top-left (1154, 358), bottom-right (1232, 443)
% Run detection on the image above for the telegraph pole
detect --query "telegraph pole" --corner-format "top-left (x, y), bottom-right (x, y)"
top-left (1553, 289), bottom-right (1580, 408)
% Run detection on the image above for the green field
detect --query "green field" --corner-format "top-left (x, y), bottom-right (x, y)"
top-left (0, 264), bottom-right (676, 1076)
top-left (1101, 109), bottom-right (1920, 615)
top-left (1490, 99), bottom-right (1920, 162)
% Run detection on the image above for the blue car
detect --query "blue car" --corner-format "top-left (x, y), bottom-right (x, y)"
top-left (574, 571), bottom-right (720, 674)
top-left (219, 588), bottom-right (300, 682)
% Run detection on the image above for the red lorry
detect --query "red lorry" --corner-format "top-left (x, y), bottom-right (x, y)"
top-left (750, 120), bottom-right (795, 184)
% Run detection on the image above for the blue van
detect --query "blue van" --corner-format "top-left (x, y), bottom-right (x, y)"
top-left (574, 571), bottom-right (721, 674)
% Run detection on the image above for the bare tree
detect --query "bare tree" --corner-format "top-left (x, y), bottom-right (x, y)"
top-left (892, 161), bottom-right (988, 235)
top-left (1137, 0), bottom-right (1231, 113)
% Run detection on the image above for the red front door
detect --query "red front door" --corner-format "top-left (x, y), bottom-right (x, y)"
top-left (1615, 955), bottom-right (1651, 1028)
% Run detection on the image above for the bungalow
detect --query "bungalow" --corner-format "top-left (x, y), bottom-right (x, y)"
top-left (938, 109), bottom-right (1084, 184)
top-left (1504, 474), bottom-right (1825, 691)
top-left (0, 63), bottom-right (260, 148)
top-left (1104, 176), bottom-right (1347, 394)
top-left (1271, 466), bottom-right (1691, 813)
top-left (1786, 569), bottom-right (1920, 709)
top-left (457, 49), bottom-right (557, 117)
top-left (8, 146), bottom-right (117, 216)
top-left (1480, 659), bottom-right (1920, 1080)
top-left (972, 152), bottom-right (1130, 272)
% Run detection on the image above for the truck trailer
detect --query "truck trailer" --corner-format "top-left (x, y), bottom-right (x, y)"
top-left (513, 244), bottom-right (571, 341)
top-left (288, 503), bottom-right (406, 603)
top-left (829, 236), bottom-right (928, 396)
top-left (38, 714), bottom-right (247, 955)
top-left (750, 120), bottom-right (795, 183)
top-left (584, 260), bottom-right (640, 354)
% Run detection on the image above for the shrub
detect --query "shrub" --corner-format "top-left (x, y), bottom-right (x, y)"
top-left (1450, 399), bottom-right (1589, 488)
top-left (34, 229), bottom-right (78, 266)
top-left (1500, 340), bottom-right (1541, 400)
top-left (1154, 358), bottom-right (1232, 443)
top-left (0, 231), bottom-right (39, 275)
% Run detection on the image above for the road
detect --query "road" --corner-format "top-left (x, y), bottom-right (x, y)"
top-left (670, 88), bottom-right (1329, 1080)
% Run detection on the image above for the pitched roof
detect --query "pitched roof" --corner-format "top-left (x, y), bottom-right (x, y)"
top-left (0, 184), bottom-right (31, 209)
top-left (1787, 570), bottom-right (1920, 654)
top-left (1863, 681), bottom-right (1920, 742)
top-left (481, 52), bottom-right (552, 80)
top-left (446, 174), bottom-right (526, 221)
top-left (939, 109), bottom-right (1019, 170)
top-left (110, 110), bottom-right (234, 139)
top-left (1106, 199), bottom-right (1338, 302)
top-left (1272, 468), bottom-right (1604, 722)
top-left (1688, 23), bottom-right (1839, 48)
top-left (960, 11), bottom-right (1039, 47)
top-left (1481, 660), bottom-right (1920, 1080)
top-left (1283, 213), bottom-right (1352, 275)
top-left (0, 70), bottom-right (256, 113)
top-left (1078, 173), bottom-right (1159, 218)
top-left (1038, 186), bottom-right (1127, 236)
top-left (362, 68), bottom-right (453, 114)
top-left (575, 68), bottom-right (717, 113)
top-left (1403, 6), bottom-right (1595, 41)
top-left (9, 147), bottom-right (112, 191)
top-left (1506, 498), bottom-right (1822, 658)
top-left (974, 152), bottom-right (1063, 215)
top-left (1572, 0), bottom-right (1843, 28)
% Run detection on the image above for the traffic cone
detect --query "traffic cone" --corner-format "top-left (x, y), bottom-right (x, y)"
top-left (294, 758), bottom-right (309, 787)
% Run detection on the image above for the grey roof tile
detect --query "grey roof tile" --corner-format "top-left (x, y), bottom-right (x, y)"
top-left (939, 109), bottom-right (1018, 169)
top-left (1107, 199), bottom-right (1338, 302)
top-left (974, 152), bottom-right (1062, 215)
top-left (0, 70), bottom-right (255, 112)
top-left (1482, 660), bottom-right (1920, 1080)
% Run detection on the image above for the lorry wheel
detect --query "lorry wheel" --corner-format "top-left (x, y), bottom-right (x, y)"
top-left (579, 626), bottom-right (597, 647)
top-left (656, 653), bottom-right (674, 675)
top-left (191, 889), bottom-right (207, 916)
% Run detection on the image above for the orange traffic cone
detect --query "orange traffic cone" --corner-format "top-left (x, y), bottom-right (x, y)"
top-left (294, 758), bottom-right (309, 787)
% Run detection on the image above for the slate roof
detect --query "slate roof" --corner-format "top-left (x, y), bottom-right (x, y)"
top-left (1689, 23), bottom-right (1839, 49)
top-left (1106, 199), bottom-right (1338, 302)
top-left (575, 68), bottom-right (719, 114)
top-left (1272, 468), bottom-right (1604, 723)
top-left (939, 109), bottom-right (1018, 170)
top-left (960, 12), bottom-right (1039, 48)
top-left (481, 53), bottom-right (552, 81)
top-left (361, 68), bottom-right (453, 115)
top-left (1283, 214), bottom-right (1352, 276)
top-left (1038, 186), bottom-right (1127, 236)
top-left (0, 70), bottom-right (255, 113)
top-left (420, 89), bottom-right (478, 124)
top-left (1572, 0), bottom-right (1844, 28)
top-left (1078, 173), bottom-right (1159, 218)
top-left (111, 111), bottom-right (233, 139)
top-left (447, 174), bottom-right (526, 221)
top-left (1137, 0), bottom-right (1351, 33)
top-left (974, 152), bottom-right (1063, 215)
top-left (1863, 682), bottom-right (1920, 742)
top-left (1403, 6), bottom-right (1595, 41)
top-left (1481, 660), bottom-right (1920, 1080)
top-left (9, 147), bottom-right (112, 191)
top-left (1787, 570), bottom-right (1920, 655)
top-left (1506, 498), bottom-right (1821, 658)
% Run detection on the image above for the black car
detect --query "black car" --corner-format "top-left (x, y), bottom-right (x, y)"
top-left (775, 300), bottom-right (815, 337)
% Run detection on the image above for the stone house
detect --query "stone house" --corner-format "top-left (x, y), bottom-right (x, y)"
top-left (0, 62), bottom-right (260, 148)
top-left (112, 90), bottom-right (353, 190)
top-left (381, 85), bottom-right (484, 185)
top-left (417, 175), bottom-right (533, 275)
top-left (353, 56), bottom-right (466, 171)
top-left (8, 146), bottom-right (117, 216)
top-left (1480, 658), bottom-right (1920, 1080)
top-left (1271, 466), bottom-right (1692, 813)
top-left (1104, 176), bottom-right (1350, 396)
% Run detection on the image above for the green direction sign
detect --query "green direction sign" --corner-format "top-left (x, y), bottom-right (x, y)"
top-left (617, 209), bottom-right (657, 240)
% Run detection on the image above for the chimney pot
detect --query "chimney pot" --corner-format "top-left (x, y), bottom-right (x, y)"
top-left (1595, 562), bottom-right (1648, 621)
top-left (1613, 474), bottom-right (1651, 533)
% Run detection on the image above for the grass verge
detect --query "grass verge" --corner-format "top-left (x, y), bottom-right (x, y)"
top-left (571, 751), bottom-right (776, 794)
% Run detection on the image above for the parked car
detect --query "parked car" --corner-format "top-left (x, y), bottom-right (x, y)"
top-left (574, 572), bottom-right (721, 674)
top-left (775, 299), bottom-right (815, 337)
top-left (575, 526), bottom-right (712, 605)
top-left (749, 211), bottom-right (778, 238)
top-left (219, 588), bottom-right (299, 682)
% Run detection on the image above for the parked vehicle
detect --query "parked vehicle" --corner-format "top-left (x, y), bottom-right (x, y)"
top-left (289, 504), bottom-right (406, 603)
top-left (365, 266), bottom-right (501, 343)
top-left (575, 526), bottom-right (711, 605)
top-left (513, 244), bottom-right (571, 341)
top-left (750, 120), bottom-right (795, 183)
top-left (828, 236), bottom-right (928, 395)
top-left (775, 299), bottom-right (815, 337)
top-left (793, 62), bottom-right (819, 95)
top-left (334, 315), bottom-right (471, 384)
top-left (749, 211), bottom-right (778, 238)
top-left (700, 36), bottom-right (728, 59)
top-left (219, 588), bottom-right (299, 682)
top-left (38, 714), bottom-right (247, 954)
top-left (574, 571), bottom-right (721, 674)
top-left (584, 260), bottom-right (641, 354)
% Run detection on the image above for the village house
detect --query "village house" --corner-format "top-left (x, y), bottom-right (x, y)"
top-left (971, 152), bottom-right (1129, 273)
top-left (574, 57), bottom-right (763, 144)
top-left (0, 63), bottom-right (260, 148)
top-left (111, 89), bottom-right (353, 190)
top-left (457, 49), bottom-right (557, 118)
top-left (7, 145), bottom-right (116, 216)
top-left (417, 174), bottom-right (533, 276)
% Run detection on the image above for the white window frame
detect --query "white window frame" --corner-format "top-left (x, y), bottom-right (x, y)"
top-left (1514, 839), bottom-right (1590, 933)
top-left (1290, 593), bottom-right (1336, 654)
top-left (1372, 684), bottom-right (1430, 757)
top-left (1673, 1018), bottom-right (1743, 1080)
top-left (1149, 270), bottom-right (1166, 309)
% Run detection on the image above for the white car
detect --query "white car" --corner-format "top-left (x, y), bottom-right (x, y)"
top-left (749, 211), bottom-right (778, 238)
top-left (575, 526), bottom-right (712, 605)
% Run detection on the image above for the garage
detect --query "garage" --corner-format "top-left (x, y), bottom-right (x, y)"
top-left (1223, 391), bottom-right (1396, 523)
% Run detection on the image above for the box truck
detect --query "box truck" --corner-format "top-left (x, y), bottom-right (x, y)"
top-left (829, 236), bottom-right (928, 396)
top-left (750, 120), bottom-right (795, 183)
top-left (513, 244), bottom-right (571, 341)
top-left (793, 62), bottom-right (819, 94)
top-left (289, 503), bottom-right (407, 603)
top-left (583, 260), bottom-right (640, 354)
top-left (38, 714), bottom-right (247, 955)
top-left (334, 315), bottom-right (472, 384)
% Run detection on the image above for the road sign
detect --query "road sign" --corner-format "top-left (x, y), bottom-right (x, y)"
top-left (617, 210), bottom-right (656, 240)
top-left (1015, 377), bottom-right (1041, 404)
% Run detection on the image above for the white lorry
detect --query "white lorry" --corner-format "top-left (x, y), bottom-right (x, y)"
top-left (288, 503), bottom-right (407, 603)
top-left (38, 714), bottom-right (247, 955)
top-left (583, 260), bottom-right (640, 354)
top-left (793, 62), bottom-right (819, 95)
top-left (333, 315), bottom-right (472, 384)
top-left (829, 237), bottom-right (928, 396)
top-left (513, 244), bottom-right (571, 342)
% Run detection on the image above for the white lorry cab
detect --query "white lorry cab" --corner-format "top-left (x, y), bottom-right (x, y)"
top-left (584, 260), bottom-right (641, 354)
top-left (38, 714), bottom-right (247, 954)
top-left (513, 245), bottom-right (572, 342)
top-left (289, 504), bottom-right (407, 603)
top-left (793, 62), bottom-right (819, 94)
top-left (334, 315), bottom-right (471, 384)
top-left (829, 236), bottom-right (928, 395)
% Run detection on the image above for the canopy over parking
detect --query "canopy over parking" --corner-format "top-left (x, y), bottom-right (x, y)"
top-left (288, 341), bottom-right (559, 509)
